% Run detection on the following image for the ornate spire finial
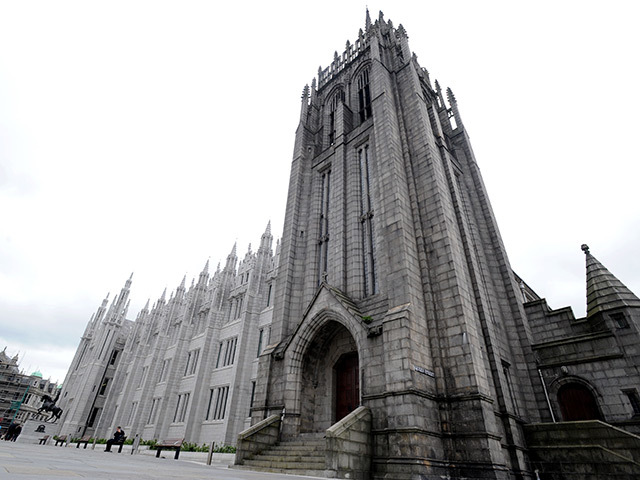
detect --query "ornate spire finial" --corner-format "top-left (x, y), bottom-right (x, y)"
top-left (302, 84), bottom-right (309, 100)
top-left (447, 87), bottom-right (456, 104)
top-left (311, 77), bottom-right (317, 91)
top-left (365, 7), bottom-right (372, 32)
top-left (581, 244), bottom-right (590, 254)
top-left (378, 10), bottom-right (384, 23)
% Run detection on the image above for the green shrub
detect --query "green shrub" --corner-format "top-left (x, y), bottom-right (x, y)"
top-left (211, 443), bottom-right (236, 453)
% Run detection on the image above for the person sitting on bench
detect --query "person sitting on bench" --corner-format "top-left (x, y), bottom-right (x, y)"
top-left (104, 426), bottom-right (125, 452)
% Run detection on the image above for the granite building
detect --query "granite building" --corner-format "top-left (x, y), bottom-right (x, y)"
top-left (57, 224), bottom-right (278, 446)
top-left (58, 10), bottom-right (639, 480)
top-left (240, 10), bottom-right (640, 480)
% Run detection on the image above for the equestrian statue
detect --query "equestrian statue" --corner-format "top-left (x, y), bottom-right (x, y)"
top-left (38, 391), bottom-right (63, 422)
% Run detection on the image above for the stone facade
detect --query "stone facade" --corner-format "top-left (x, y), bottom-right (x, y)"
top-left (57, 223), bottom-right (278, 445)
top-left (249, 10), bottom-right (640, 480)
top-left (57, 10), bottom-right (640, 479)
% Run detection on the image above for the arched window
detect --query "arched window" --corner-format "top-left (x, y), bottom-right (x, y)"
top-left (358, 145), bottom-right (376, 295)
top-left (328, 89), bottom-right (344, 145)
top-left (557, 382), bottom-right (602, 421)
top-left (357, 70), bottom-right (372, 123)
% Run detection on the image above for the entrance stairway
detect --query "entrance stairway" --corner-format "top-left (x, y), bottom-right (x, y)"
top-left (234, 434), bottom-right (327, 477)
top-left (524, 420), bottom-right (640, 479)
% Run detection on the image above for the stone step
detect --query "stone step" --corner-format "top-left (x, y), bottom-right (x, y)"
top-left (243, 458), bottom-right (325, 470)
top-left (233, 464), bottom-right (327, 478)
top-left (256, 453), bottom-right (325, 462)
top-left (278, 439), bottom-right (324, 446)
top-left (266, 445), bottom-right (324, 454)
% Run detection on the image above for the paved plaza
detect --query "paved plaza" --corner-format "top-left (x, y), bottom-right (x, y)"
top-left (0, 442), bottom-right (323, 480)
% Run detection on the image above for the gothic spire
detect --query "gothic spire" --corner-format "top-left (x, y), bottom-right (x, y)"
top-left (260, 220), bottom-right (274, 253)
top-left (582, 244), bottom-right (640, 318)
top-left (365, 7), bottom-right (371, 32)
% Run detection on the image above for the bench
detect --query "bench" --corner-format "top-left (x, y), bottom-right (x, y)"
top-left (54, 435), bottom-right (67, 446)
top-left (76, 435), bottom-right (92, 448)
top-left (155, 438), bottom-right (184, 460)
top-left (106, 436), bottom-right (127, 453)
top-left (38, 435), bottom-right (49, 445)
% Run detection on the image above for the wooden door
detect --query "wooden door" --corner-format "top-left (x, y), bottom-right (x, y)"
top-left (558, 383), bottom-right (602, 421)
top-left (335, 352), bottom-right (359, 421)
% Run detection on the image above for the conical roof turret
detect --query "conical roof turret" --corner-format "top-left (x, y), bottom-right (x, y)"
top-left (583, 244), bottom-right (640, 317)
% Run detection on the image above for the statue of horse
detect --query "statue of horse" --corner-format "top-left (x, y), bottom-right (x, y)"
top-left (38, 393), bottom-right (63, 422)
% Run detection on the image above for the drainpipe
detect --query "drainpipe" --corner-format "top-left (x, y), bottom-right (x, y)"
top-left (278, 407), bottom-right (286, 441)
top-left (538, 368), bottom-right (556, 422)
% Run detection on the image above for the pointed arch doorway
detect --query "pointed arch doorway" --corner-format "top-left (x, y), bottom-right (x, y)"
top-left (557, 382), bottom-right (602, 421)
top-left (299, 320), bottom-right (359, 433)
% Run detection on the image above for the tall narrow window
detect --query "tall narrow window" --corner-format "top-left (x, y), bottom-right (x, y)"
top-left (138, 366), bottom-right (148, 388)
top-left (357, 69), bottom-right (372, 123)
top-left (318, 170), bottom-right (331, 285)
top-left (184, 349), bottom-right (200, 376)
top-left (87, 407), bottom-right (100, 428)
top-left (173, 393), bottom-right (190, 423)
top-left (249, 381), bottom-right (256, 417)
top-left (206, 386), bottom-right (229, 420)
top-left (212, 386), bottom-right (229, 420)
top-left (266, 283), bottom-right (272, 307)
top-left (358, 145), bottom-right (377, 295)
top-left (127, 402), bottom-right (138, 426)
top-left (257, 328), bottom-right (264, 357)
top-left (158, 359), bottom-right (170, 383)
top-left (623, 389), bottom-right (640, 416)
top-left (215, 342), bottom-right (223, 368)
top-left (147, 398), bottom-right (161, 424)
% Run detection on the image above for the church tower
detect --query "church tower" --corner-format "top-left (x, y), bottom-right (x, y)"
top-left (252, 11), bottom-right (540, 479)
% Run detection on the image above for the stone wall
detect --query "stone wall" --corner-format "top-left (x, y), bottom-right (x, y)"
top-left (326, 406), bottom-right (372, 480)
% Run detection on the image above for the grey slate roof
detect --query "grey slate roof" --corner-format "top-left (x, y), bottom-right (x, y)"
top-left (583, 244), bottom-right (640, 317)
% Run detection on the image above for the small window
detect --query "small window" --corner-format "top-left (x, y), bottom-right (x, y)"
top-left (109, 350), bottom-right (119, 365)
top-left (610, 312), bottom-right (629, 329)
top-left (623, 389), bottom-right (640, 416)
top-left (99, 378), bottom-right (110, 396)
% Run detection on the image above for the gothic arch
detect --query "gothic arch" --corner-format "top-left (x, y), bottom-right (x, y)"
top-left (285, 306), bottom-right (365, 433)
top-left (552, 376), bottom-right (603, 421)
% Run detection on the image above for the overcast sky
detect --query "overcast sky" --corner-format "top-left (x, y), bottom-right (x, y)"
top-left (1, 1), bottom-right (638, 385)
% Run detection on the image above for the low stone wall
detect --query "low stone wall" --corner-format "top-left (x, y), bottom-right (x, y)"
top-left (525, 420), bottom-right (640, 477)
top-left (325, 406), bottom-right (372, 480)
top-left (235, 414), bottom-right (281, 465)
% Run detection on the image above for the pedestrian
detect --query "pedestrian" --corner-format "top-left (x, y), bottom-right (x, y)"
top-left (10, 424), bottom-right (21, 442)
top-left (104, 426), bottom-right (125, 452)
top-left (4, 422), bottom-right (16, 441)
